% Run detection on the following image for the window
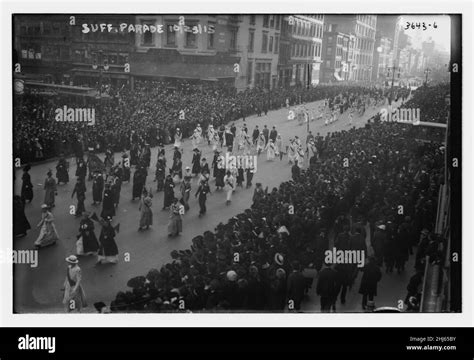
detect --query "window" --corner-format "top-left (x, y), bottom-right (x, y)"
top-left (250, 15), bottom-right (256, 25)
top-left (186, 25), bottom-right (198, 47)
top-left (270, 15), bottom-right (274, 28)
top-left (208, 31), bottom-right (215, 49)
top-left (142, 22), bottom-right (153, 46)
top-left (274, 35), bottom-right (279, 53)
top-left (269, 36), bottom-right (273, 52)
top-left (327, 46), bottom-right (332, 56)
top-left (263, 15), bottom-right (269, 27)
top-left (248, 31), bottom-right (254, 52)
top-left (275, 15), bottom-right (280, 30)
top-left (326, 60), bottom-right (331, 67)
top-left (230, 29), bottom-right (237, 50)
top-left (261, 32), bottom-right (268, 52)
top-left (166, 24), bottom-right (176, 46)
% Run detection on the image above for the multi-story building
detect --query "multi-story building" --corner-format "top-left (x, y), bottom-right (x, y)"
top-left (372, 35), bottom-right (392, 82)
top-left (69, 14), bottom-right (135, 88)
top-left (320, 24), bottom-right (354, 83)
top-left (14, 15), bottom-right (73, 84)
top-left (324, 15), bottom-right (377, 82)
top-left (234, 15), bottom-right (282, 90)
top-left (131, 15), bottom-right (239, 87)
top-left (288, 15), bottom-right (324, 86)
top-left (278, 15), bottom-right (293, 88)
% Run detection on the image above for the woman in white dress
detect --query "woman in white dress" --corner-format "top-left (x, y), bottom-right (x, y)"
top-left (34, 204), bottom-right (59, 248)
top-left (265, 139), bottom-right (276, 161)
top-left (174, 128), bottom-right (182, 148)
top-left (191, 129), bottom-right (200, 150)
top-left (287, 139), bottom-right (296, 164)
top-left (296, 146), bottom-right (305, 168)
top-left (223, 170), bottom-right (234, 205)
top-left (62, 255), bottom-right (87, 312)
top-left (256, 132), bottom-right (265, 156)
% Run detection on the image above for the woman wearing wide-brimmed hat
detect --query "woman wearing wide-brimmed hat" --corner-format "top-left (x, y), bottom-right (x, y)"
top-left (34, 204), bottom-right (59, 248)
top-left (76, 212), bottom-right (99, 256)
top-left (62, 255), bottom-right (87, 312)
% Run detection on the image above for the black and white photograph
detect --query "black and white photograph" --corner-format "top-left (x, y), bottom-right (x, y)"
top-left (8, 10), bottom-right (462, 317)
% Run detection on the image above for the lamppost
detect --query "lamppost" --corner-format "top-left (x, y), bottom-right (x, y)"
top-left (92, 50), bottom-right (109, 122)
top-left (424, 68), bottom-right (431, 86)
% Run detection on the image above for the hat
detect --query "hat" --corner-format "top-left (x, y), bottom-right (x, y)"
top-left (185, 166), bottom-right (190, 170)
top-left (226, 270), bottom-right (238, 282)
top-left (421, 228), bottom-right (429, 235)
top-left (274, 253), bottom-right (284, 266)
top-left (377, 224), bottom-right (386, 230)
top-left (41, 204), bottom-right (49, 209)
top-left (276, 268), bottom-right (286, 279)
top-left (65, 255), bottom-right (79, 264)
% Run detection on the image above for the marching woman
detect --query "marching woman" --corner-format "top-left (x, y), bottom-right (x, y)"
top-left (180, 175), bottom-right (192, 212)
top-left (92, 171), bottom-right (104, 206)
top-left (243, 133), bottom-right (253, 156)
top-left (174, 128), bottom-right (183, 149)
top-left (256, 132), bottom-right (266, 156)
top-left (200, 158), bottom-right (210, 178)
top-left (275, 134), bottom-right (284, 161)
top-left (163, 174), bottom-right (175, 210)
top-left (76, 212), bottom-right (99, 256)
top-left (223, 170), bottom-right (235, 206)
top-left (155, 153), bottom-right (166, 192)
top-left (121, 152), bottom-right (131, 183)
top-left (191, 129), bottom-right (200, 150)
top-left (296, 145), bottom-right (305, 168)
top-left (195, 178), bottom-right (211, 217)
top-left (71, 177), bottom-right (86, 218)
top-left (21, 165), bottom-right (33, 203)
top-left (191, 148), bottom-right (201, 176)
top-left (100, 183), bottom-right (116, 220)
top-left (138, 189), bottom-right (153, 231)
top-left (63, 255), bottom-right (87, 312)
top-left (265, 139), bottom-right (276, 161)
top-left (97, 216), bottom-right (119, 265)
top-left (212, 150), bottom-right (220, 180)
top-left (56, 156), bottom-right (69, 185)
top-left (196, 123), bottom-right (203, 141)
top-left (287, 139), bottom-right (296, 164)
top-left (43, 170), bottom-right (57, 208)
top-left (132, 166), bottom-right (146, 201)
top-left (34, 204), bottom-right (59, 248)
top-left (13, 195), bottom-right (31, 238)
top-left (167, 198), bottom-right (183, 237)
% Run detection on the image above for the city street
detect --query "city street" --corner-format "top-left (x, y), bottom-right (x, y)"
top-left (13, 97), bottom-right (410, 313)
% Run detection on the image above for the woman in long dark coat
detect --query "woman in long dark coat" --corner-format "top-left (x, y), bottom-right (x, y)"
top-left (97, 217), bottom-right (119, 264)
top-left (56, 157), bottom-right (69, 185)
top-left (71, 177), bottom-right (86, 217)
top-left (163, 175), bottom-right (175, 210)
top-left (100, 183), bottom-right (116, 220)
top-left (13, 195), bottom-right (31, 238)
top-left (92, 172), bottom-right (104, 205)
top-left (191, 149), bottom-right (201, 176)
top-left (132, 167), bottom-right (146, 200)
top-left (21, 165), bottom-right (33, 203)
top-left (43, 171), bottom-right (57, 208)
top-left (359, 256), bottom-right (382, 310)
top-left (77, 212), bottom-right (99, 256)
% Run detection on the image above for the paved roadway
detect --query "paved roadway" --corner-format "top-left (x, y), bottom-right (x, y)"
top-left (13, 97), bottom-right (412, 313)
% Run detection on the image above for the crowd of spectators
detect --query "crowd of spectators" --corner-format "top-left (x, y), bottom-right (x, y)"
top-left (106, 85), bottom-right (447, 312)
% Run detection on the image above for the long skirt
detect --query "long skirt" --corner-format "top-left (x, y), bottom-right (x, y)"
top-left (35, 222), bottom-right (59, 247)
top-left (63, 282), bottom-right (87, 312)
top-left (98, 240), bottom-right (119, 264)
top-left (139, 207), bottom-right (153, 228)
top-left (44, 189), bottom-right (55, 207)
top-left (78, 231), bottom-right (99, 255)
top-left (168, 215), bottom-right (182, 236)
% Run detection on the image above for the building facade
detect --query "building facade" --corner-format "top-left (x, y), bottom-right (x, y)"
top-left (288, 15), bottom-right (324, 87)
top-left (320, 24), bottom-right (354, 83)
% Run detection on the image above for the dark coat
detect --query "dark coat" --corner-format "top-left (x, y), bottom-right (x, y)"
top-left (316, 267), bottom-right (338, 299)
top-left (359, 262), bottom-right (382, 296)
top-left (287, 271), bottom-right (306, 305)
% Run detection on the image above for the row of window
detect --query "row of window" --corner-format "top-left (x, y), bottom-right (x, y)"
top-left (355, 52), bottom-right (373, 66)
top-left (291, 42), bottom-right (322, 58)
top-left (356, 15), bottom-right (377, 28)
top-left (257, 32), bottom-right (280, 54)
top-left (251, 15), bottom-right (282, 30)
top-left (356, 23), bottom-right (375, 39)
top-left (292, 20), bottom-right (323, 39)
top-left (355, 37), bottom-right (374, 52)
